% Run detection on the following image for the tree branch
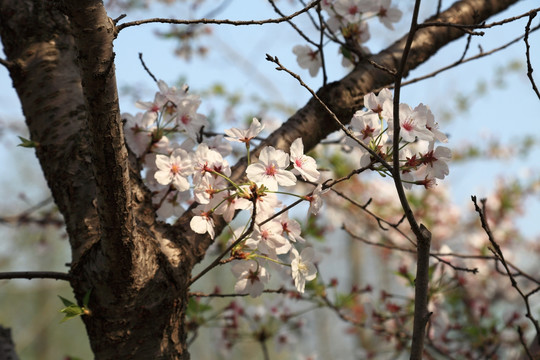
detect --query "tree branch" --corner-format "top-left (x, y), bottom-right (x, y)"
top-left (0, 271), bottom-right (71, 281)
top-left (64, 1), bottom-right (135, 268)
top-left (116, 0), bottom-right (320, 32)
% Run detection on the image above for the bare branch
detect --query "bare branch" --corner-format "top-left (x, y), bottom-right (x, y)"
top-left (472, 196), bottom-right (540, 355)
top-left (138, 53), bottom-right (158, 83)
top-left (420, 7), bottom-right (540, 31)
top-left (400, 23), bottom-right (540, 87)
top-left (0, 271), bottom-right (71, 281)
top-left (116, 1), bottom-right (320, 32)
top-left (524, 11), bottom-right (540, 100)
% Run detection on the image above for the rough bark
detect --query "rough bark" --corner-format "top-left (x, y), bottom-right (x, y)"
top-left (0, 0), bottom-right (520, 358)
top-left (0, 325), bottom-right (19, 360)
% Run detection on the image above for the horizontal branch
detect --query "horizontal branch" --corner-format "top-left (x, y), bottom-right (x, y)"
top-left (116, 0), bottom-right (319, 32)
top-left (0, 271), bottom-right (71, 281)
top-left (420, 6), bottom-right (540, 31)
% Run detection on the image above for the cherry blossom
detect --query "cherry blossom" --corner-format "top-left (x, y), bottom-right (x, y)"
top-left (154, 148), bottom-right (193, 191)
top-left (231, 260), bottom-right (270, 298)
top-left (190, 203), bottom-right (215, 238)
top-left (290, 247), bottom-right (317, 293)
top-left (193, 175), bottom-right (226, 205)
top-left (422, 144), bottom-right (452, 180)
top-left (155, 190), bottom-right (190, 220)
top-left (333, 0), bottom-right (371, 23)
top-left (364, 88), bottom-right (393, 118)
top-left (246, 221), bottom-right (292, 256)
top-left (173, 94), bottom-right (209, 140)
top-left (374, 0), bottom-right (402, 30)
top-left (246, 146), bottom-right (297, 191)
top-left (292, 45), bottom-right (322, 77)
top-left (349, 110), bottom-right (381, 144)
top-left (224, 117), bottom-right (264, 144)
top-left (123, 112), bottom-right (155, 158)
top-left (421, 104), bottom-right (448, 143)
top-left (192, 143), bottom-right (231, 184)
top-left (290, 138), bottom-right (320, 182)
top-left (389, 103), bottom-right (434, 142)
top-left (279, 210), bottom-right (305, 243)
top-left (305, 184), bottom-right (328, 215)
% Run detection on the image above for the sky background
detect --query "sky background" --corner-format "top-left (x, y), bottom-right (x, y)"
top-left (0, 0), bottom-right (539, 358)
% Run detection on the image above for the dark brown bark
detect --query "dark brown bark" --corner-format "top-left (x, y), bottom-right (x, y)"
top-left (0, 0), bottom-right (521, 359)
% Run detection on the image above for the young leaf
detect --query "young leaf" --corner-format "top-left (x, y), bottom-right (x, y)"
top-left (58, 295), bottom-right (76, 308)
top-left (17, 136), bottom-right (38, 148)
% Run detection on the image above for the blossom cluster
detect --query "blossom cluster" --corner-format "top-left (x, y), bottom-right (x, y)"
top-left (122, 80), bottom-right (449, 296)
top-left (346, 88), bottom-right (451, 189)
top-left (293, 0), bottom-right (402, 76)
top-left (123, 81), bottom-right (320, 294)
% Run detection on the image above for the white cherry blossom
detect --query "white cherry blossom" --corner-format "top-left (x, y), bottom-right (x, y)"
top-left (190, 203), bottom-right (215, 238)
top-left (290, 138), bottom-right (320, 182)
top-left (154, 148), bottom-right (193, 191)
top-left (246, 146), bottom-right (297, 191)
top-left (231, 260), bottom-right (270, 298)
top-left (225, 117), bottom-right (264, 144)
top-left (292, 45), bottom-right (322, 77)
top-left (291, 247), bottom-right (317, 293)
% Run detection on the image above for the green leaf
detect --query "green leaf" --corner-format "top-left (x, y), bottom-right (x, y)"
top-left (59, 304), bottom-right (85, 323)
top-left (82, 289), bottom-right (92, 307)
top-left (17, 136), bottom-right (38, 148)
top-left (58, 295), bottom-right (76, 308)
top-left (187, 298), bottom-right (212, 316)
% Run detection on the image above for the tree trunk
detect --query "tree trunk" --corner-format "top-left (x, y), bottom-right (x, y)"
top-left (0, 0), bottom-right (520, 358)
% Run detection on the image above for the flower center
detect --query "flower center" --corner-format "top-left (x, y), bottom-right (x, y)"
top-left (265, 164), bottom-right (277, 176)
top-left (402, 119), bottom-right (414, 132)
top-left (181, 114), bottom-right (190, 125)
top-left (170, 163), bottom-right (181, 174)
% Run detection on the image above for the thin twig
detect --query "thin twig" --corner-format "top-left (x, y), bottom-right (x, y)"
top-left (116, 1), bottom-right (320, 32)
top-left (0, 271), bottom-right (71, 281)
top-left (420, 7), bottom-right (540, 31)
top-left (265, 54), bottom-right (393, 172)
top-left (398, 23), bottom-right (540, 88)
top-left (472, 196), bottom-right (540, 352)
top-left (315, 2), bottom-right (328, 86)
top-left (189, 288), bottom-right (287, 298)
top-left (524, 12), bottom-right (540, 100)
top-left (189, 193), bottom-right (258, 286)
top-left (267, 0), bottom-right (319, 47)
top-left (138, 53), bottom-right (158, 83)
